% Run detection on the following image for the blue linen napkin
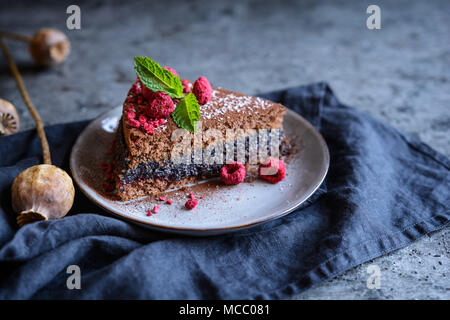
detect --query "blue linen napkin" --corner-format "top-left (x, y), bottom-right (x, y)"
top-left (0, 82), bottom-right (448, 299)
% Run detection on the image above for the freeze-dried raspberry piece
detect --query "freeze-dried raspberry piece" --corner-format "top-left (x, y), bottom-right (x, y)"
top-left (145, 91), bottom-right (175, 118)
top-left (258, 158), bottom-right (286, 184)
top-left (220, 162), bottom-right (246, 185)
top-left (164, 66), bottom-right (179, 77)
top-left (125, 96), bottom-right (136, 104)
top-left (141, 86), bottom-right (153, 100)
top-left (193, 76), bottom-right (212, 104)
top-left (138, 115), bottom-right (147, 125)
top-left (128, 118), bottom-right (141, 128)
top-left (185, 198), bottom-right (198, 210)
top-left (135, 77), bottom-right (153, 100)
top-left (182, 80), bottom-right (191, 93)
top-left (126, 110), bottom-right (136, 121)
top-left (131, 81), bottom-right (142, 95)
top-left (142, 121), bottom-right (155, 134)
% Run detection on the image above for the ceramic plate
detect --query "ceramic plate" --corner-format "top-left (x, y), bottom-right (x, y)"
top-left (70, 106), bottom-right (329, 236)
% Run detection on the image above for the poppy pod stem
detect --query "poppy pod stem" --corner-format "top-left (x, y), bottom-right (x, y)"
top-left (0, 35), bottom-right (75, 227)
top-left (0, 37), bottom-right (51, 164)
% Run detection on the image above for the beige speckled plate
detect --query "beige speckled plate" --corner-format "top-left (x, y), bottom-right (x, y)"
top-left (70, 106), bottom-right (329, 236)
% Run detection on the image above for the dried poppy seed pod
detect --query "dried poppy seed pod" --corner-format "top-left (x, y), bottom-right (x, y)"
top-left (29, 28), bottom-right (70, 66)
top-left (0, 98), bottom-right (19, 135)
top-left (12, 164), bottom-right (75, 227)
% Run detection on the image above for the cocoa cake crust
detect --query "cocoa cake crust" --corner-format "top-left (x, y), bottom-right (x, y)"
top-left (117, 176), bottom-right (198, 201)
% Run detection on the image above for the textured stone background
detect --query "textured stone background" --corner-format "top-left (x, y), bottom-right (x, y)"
top-left (0, 0), bottom-right (448, 299)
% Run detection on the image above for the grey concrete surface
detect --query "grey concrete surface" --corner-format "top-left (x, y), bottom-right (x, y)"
top-left (0, 0), bottom-right (448, 299)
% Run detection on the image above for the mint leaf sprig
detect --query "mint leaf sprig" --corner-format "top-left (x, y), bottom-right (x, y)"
top-left (134, 56), bottom-right (201, 133)
top-left (134, 56), bottom-right (183, 99)
top-left (171, 93), bottom-right (201, 133)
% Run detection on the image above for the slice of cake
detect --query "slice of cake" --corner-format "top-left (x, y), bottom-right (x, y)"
top-left (113, 57), bottom-right (289, 201)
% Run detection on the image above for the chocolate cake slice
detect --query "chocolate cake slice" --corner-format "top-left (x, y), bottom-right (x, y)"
top-left (114, 60), bottom-right (289, 201)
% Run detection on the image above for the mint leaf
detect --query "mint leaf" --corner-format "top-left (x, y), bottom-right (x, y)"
top-left (171, 93), bottom-right (201, 133)
top-left (134, 56), bottom-right (183, 98)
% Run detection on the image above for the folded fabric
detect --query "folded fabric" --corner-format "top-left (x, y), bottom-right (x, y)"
top-left (0, 82), bottom-right (448, 299)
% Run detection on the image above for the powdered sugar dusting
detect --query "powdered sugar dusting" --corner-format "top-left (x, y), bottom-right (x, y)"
top-left (201, 90), bottom-right (271, 120)
top-left (156, 124), bottom-right (167, 132)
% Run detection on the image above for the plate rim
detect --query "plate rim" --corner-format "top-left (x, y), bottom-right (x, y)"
top-left (69, 107), bottom-right (330, 235)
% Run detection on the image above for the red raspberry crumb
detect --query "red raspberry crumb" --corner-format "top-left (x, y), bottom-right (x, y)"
top-left (159, 196), bottom-right (166, 201)
top-left (142, 122), bottom-right (155, 134)
top-left (138, 115), bottom-right (147, 125)
top-left (220, 162), bottom-right (246, 185)
top-left (137, 77), bottom-right (153, 100)
top-left (141, 85), bottom-right (153, 100)
top-left (185, 198), bottom-right (198, 210)
top-left (131, 81), bottom-right (142, 95)
top-left (166, 199), bottom-right (173, 205)
top-left (164, 66), bottom-right (179, 77)
top-left (151, 119), bottom-right (160, 127)
top-left (126, 110), bottom-right (136, 121)
top-left (153, 206), bottom-right (160, 214)
top-left (189, 192), bottom-right (195, 199)
top-left (182, 80), bottom-right (191, 93)
top-left (145, 91), bottom-right (175, 118)
top-left (146, 210), bottom-right (152, 216)
top-left (193, 76), bottom-right (212, 104)
top-left (200, 196), bottom-right (204, 199)
top-left (258, 158), bottom-right (286, 184)
top-left (128, 118), bottom-right (141, 128)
